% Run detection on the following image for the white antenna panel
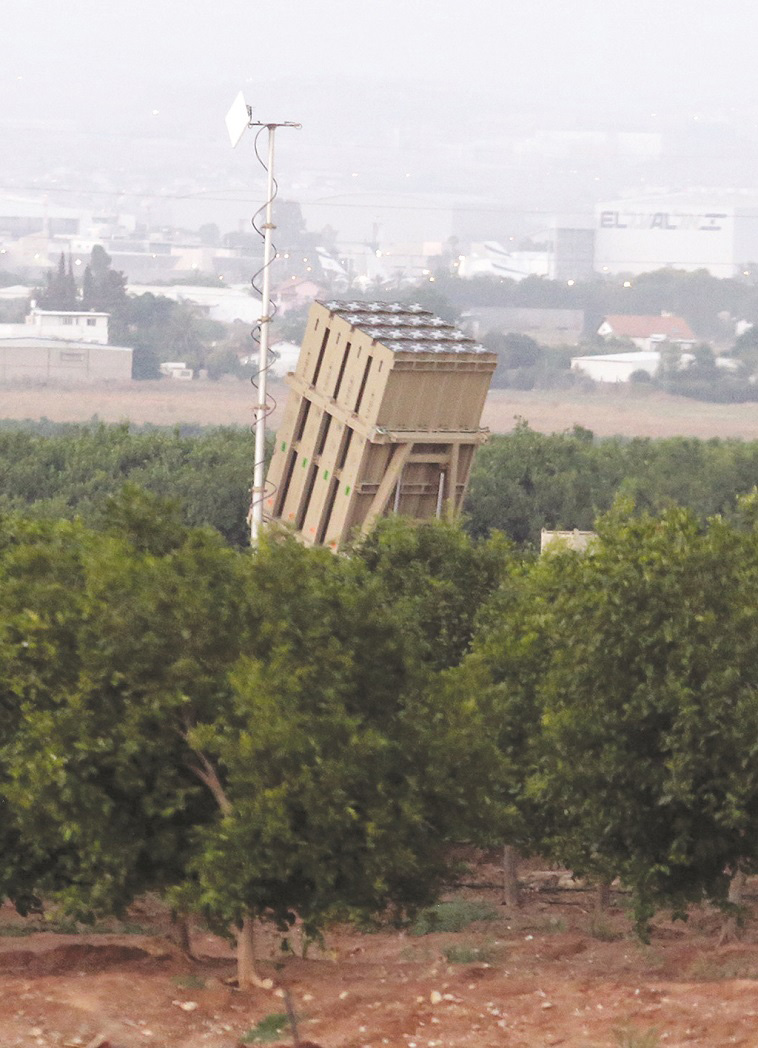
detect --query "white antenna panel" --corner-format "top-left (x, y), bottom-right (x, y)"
top-left (225, 91), bottom-right (251, 148)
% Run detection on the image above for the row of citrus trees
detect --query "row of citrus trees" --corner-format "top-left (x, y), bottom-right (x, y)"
top-left (3, 491), bottom-right (758, 985)
top-left (9, 421), bottom-right (758, 548)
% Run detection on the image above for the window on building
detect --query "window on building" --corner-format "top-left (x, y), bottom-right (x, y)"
top-left (86, 318), bottom-right (97, 327)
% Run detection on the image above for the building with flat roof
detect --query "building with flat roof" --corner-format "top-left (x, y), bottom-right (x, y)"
top-left (0, 337), bottom-right (132, 383)
top-left (265, 300), bottom-right (496, 549)
top-left (0, 308), bottom-right (110, 345)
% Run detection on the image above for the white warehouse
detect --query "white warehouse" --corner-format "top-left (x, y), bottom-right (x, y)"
top-left (571, 351), bottom-right (661, 383)
top-left (594, 193), bottom-right (758, 278)
top-left (0, 308), bottom-right (131, 383)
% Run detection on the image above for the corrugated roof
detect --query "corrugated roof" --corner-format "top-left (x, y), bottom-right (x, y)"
top-left (321, 300), bottom-right (493, 356)
top-left (601, 314), bottom-right (696, 340)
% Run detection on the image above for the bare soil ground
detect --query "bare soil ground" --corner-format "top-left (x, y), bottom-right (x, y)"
top-left (2, 863), bottom-right (758, 1048)
top-left (3, 380), bottom-right (758, 439)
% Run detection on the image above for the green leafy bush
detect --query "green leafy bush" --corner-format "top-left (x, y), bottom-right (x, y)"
top-left (409, 901), bottom-right (500, 936)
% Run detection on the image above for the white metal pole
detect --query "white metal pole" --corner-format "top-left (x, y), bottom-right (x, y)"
top-left (250, 125), bottom-right (277, 546)
top-left (435, 470), bottom-right (446, 519)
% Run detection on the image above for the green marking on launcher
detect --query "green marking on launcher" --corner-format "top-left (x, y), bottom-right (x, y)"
top-left (323, 470), bottom-right (329, 480)
top-left (345, 485), bottom-right (351, 496)
top-left (302, 458), bottom-right (308, 467)
top-left (280, 441), bottom-right (287, 452)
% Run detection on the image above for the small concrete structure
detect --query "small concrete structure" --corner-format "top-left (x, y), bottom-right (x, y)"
top-left (159, 361), bottom-right (193, 380)
top-left (541, 529), bottom-right (596, 553)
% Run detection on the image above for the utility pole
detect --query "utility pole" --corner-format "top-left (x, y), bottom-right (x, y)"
top-left (225, 92), bottom-right (300, 545)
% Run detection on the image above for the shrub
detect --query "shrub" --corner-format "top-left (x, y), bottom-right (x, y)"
top-left (409, 901), bottom-right (500, 936)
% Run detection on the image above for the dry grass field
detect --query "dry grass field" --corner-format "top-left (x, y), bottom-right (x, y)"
top-left (3, 379), bottom-right (758, 440)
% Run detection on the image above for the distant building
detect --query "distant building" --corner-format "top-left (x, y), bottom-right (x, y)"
top-left (0, 308), bottom-right (109, 345)
top-left (465, 307), bottom-right (585, 346)
top-left (0, 338), bottom-right (131, 384)
top-left (0, 306), bottom-right (130, 383)
top-left (458, 242), bottom-right (550, 281)
top-left (127, 284), bottom-right (260, 325)
top-left (551, 227), bottom-right (595, 281)
top-left (541, 529), bottom-right (596, 553)
top-left (159, 362), bottom-right (194, 380)
top-left (594, 193), bottom-right (758, 278)
top-left (598, 314), bottom-right (696, 352)
top-left (573, 347), bottom-right (734, 383)
top-left (274, 278), bottom-right (327, 315)
top-left (571, 351), bottom-right (662, 383)
top-left (27, 308), bottom-right (109, 344)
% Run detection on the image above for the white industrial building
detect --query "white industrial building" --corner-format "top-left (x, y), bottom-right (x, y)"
top-left (127, 284), bottom-right (260, 325)
top-left (571, 351), bottom-right (663, 383)
top-left (0, 308), bottom-right (131, 383)
top-left (20, 309), bottom-right (110, 344)
top-left (0, 339), bottom-right (132, 383)
top-left (594, 193), bottom-right (758, 278)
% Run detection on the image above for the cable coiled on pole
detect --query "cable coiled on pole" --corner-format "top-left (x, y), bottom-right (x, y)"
top-left (248, 126), bottom-right (279, 526)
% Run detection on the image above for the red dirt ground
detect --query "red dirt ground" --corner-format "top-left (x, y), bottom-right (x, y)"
top-left (1, 864), bottom-right (757, 1048)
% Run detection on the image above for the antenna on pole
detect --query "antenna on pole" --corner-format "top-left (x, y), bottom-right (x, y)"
top-left (226, 91), bottom-right (301, 547)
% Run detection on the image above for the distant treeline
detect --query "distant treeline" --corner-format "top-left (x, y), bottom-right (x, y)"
top-left (5, 420), bottom-right (758, 547)
top-left (465, 421), bottom-right (758, 544)
top-left (0, 422), bottom-right (252, 547)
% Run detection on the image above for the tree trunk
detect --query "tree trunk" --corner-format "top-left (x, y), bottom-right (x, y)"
top-left (284, 988), bottom-right (301, 1048)
top-left (236, 913), bottom-right (273, 990)
top-left (719, 868), bottom-right (748, 944)
top-left (595, 880), bottom-right (612, 911)
top-left (168, 913), bottom-right (193, 959)
top-left (729, 868), bottom-right (747, 906)
top-left (502, 844), bottom-right (521, 908)
top-left (172, 912), bottom-right (193, 959)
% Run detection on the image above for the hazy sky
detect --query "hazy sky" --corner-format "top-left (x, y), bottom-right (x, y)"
top-left (4, 0), bottom-right (758, 238)
top-left (5, 0), bottom-right (758, 135)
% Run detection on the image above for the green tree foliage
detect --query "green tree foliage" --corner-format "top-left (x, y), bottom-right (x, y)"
top-left (466, 422), bottom-right (758, 545)
top-left (0, 505), bottom-right (491, 985)
top-left (0, 423), bottom-right (253, 546)
top-left (81, 245), bottom-right (129, 342)
top-left (10, 419), bottom-right (758, 555)
top-left (731, 325), bottom-right (758, 372)
top-left (531, 504), bottom-right (758, 931)
top-left (176, 534), bottom-right (485, 980)
top-left (440, 544), bottom-right (583, 872)
top-left (482, 332), bottom-right (575, 391)
top-left (37, 253), bottom-right (78, 310)
top-left (351, 516), bottom-right (511, 670)
top-left (0, 494), bottom-right (247, 922)
top-left (76, 248), bottom-right (228, 378)
top-left (466, 422), bottom-right (601, 543)
top-left (451, 501), bottom-right (758, 930)
top-left (123, 294), bottom-right (228, 379)
top-left (429, 266), bottom-right (758, 341)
